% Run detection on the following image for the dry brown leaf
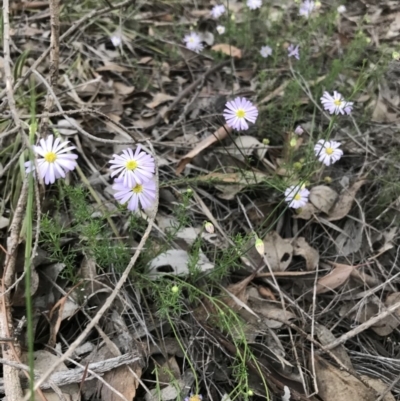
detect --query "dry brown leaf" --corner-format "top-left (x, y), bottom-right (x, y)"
top-left (326, 180), bottom-right (366, 221)
top-left (146, 93), bottom-right (175, 109)
top-left (292, 237), bottom-right (319, 271)
top-left (96, 63), bottom-right (131, 72)
top-left (223, 273), bottom-right (256, 311)
top-left (101, 364), bottom-right (141, 401)
top-left (309, 185), bottom-right (338, 214)
top-left (262, 231), bottom-right (293, 272)
top-left (335, 220), bottom-right (363, 256)
top-left (293, 202), bottom-right (318, 220)
top-left (315, 356), bottom-right (394, 401)
top-left (211, 43), bottom-right (242, 58)
top-left (314, 324), bottom-right (353, 370)
top-left (113, 81), bottom-right (135, 96)
top-left (371, 292), bottom-right (400, 336)
top-left (316, 263), bottom-right (356, 294)
top-left (175, 125), bottom-right (232, 174)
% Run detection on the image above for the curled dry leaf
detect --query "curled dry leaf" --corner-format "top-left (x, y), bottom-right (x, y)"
top-left (211, 43), bottom-right (242, 58)
top-left (314, 355), bottom-right (394, 401)
top-left (371, 292), bottom-right (400, 336)
top-left (223, 135), bottom-right (267, 161)
top-left (176, 125), bottom-right (232, 174)
top-left (292, 237), bottom-right (319, 271)
top-left (326, 179), bottom-right (367, 221)
top-left (309, 185), bottom-right (338, 214)
top-left (293, 202), bottom-right (318, 220)
top-left (316, 263), bottom-right (356, 294)
top-left (146, 93), bottom-right (175, 109)
top-left (262, 231), bottom-right (293, 272)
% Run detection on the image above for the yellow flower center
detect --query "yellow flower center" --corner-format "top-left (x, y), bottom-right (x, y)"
top-left (333, 99), bottom-right (342, 106)
top-left (325, 147), bottom-right (334, 155)
top-left (132, 184), bottom-right (143, 194)
top-left (235, 109), bottom-right (246, 118)
top-left (189, 396), bottom-right (202, 401)
top-left (294, 194), bottom-right (301, 201)
top-left (44, 152), bottom-right (57, 163)
top-left (125, 160), bottom-right (138, 171)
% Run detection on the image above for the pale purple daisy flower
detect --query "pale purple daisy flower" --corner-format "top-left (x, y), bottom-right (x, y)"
top-left (320, 91), bottom-right (353, 115)
top-left (285, 185), bottom-right (310, 209)
top-left (223, 97), bottom-right (258, 131)
top-left (247, 0), bottom-right (262, 10)
top-left (294, 125), bottom-right (304, 135)
top-left (216, 25), bottom-right (225, 35)
top-left (211, 4), bottom-right (225, 19)
top-left (24, 135), bottom-right (78, 185)
top-left (299, 0), bottom-right (315, 18)
top-left (288, 44), bottom-right (300, 60)
top-left (183, 32), bottom-right (204, 53)
top-left (113, 179), bottom-right (156, 212)
top-left (184, 394), bottom-right (203, 401)
top-left (314, 139), bottom-right (343, 166)
top-left (109, 146), bottom-right (155, 188)
top-left (260, 45), bottom-right (272, 58)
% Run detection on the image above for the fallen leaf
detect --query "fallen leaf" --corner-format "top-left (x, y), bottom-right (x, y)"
top-left (211, 43), bottom-right (242, 58)
top-left (314, 324), bottom-right (353, 369)
top-left (113, 81), bottom-right (135, 96)
top-left (101, 364), bottom-right (140, 401)
top-left (176, 125), bottom-right (232, 174)
top-left (315, 355), bottom-right (394, 401)
top-left (261, 231), bottom-right (293, 272)
top-left (0, 216), bottom-right (9, 229)
top-left (223, 135), bottom-right (268, 161)
top-left (148, 250), bottom-right (214, 278)
top-left (335, 219), bottom-right (363, 256)
top-left (292, 237), bottom-right (319, 271)
top-left (371, 292), bottom-right (400, 336)
top-left (146, 93), bottom-right (175, 109)
top-left (293, 202), bottom-right (318, 220)
top-left (327, 179), bottom-right (366, 221)
top-left (316, 263), bottom-right (356, 294)
top-left (309, 185), bottom-right (338, 214)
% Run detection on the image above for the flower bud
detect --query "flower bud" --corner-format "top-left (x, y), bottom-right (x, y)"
top-left (255, 237), bottom-right (264, 256)
top-left (204, 221), bottom-right (214, 234)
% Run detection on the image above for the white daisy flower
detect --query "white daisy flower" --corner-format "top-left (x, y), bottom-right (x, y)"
top-left (294, 125), bottom-right (304, 135)
top-left (216, 25), bottom-right (226, 35)
top-left (223, 97), bottom-right (258, 131)
top-left (299, 0), bottom-right (315, 17)
top-left (247, 0), bottom-right (262, 10)
top-left (314, 139), bottom-right (343, 166)
top-left (211, 4), bottom-right (225, 19)
top-left (320, 91), bottom-right (353, 115)
top-left (113, 179), bottom-right (156, 212)
top-left (337, 5), bottom-right (346, 13)
top-left (110, 33), bottom-right (122, 47)
top-left (109, 146), bottom-right (155, 188)
top-left (183, 32), bottom-right (204, 53)
top-left (260, 45), bottom-right (272, 58)
top-left (24, 135), bottom-right (78, 185)
top-left (285, 185), bottom-right (310, 209)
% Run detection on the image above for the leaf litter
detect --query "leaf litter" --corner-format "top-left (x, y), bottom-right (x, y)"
top-left (2, 0), bottom-right (400, 400)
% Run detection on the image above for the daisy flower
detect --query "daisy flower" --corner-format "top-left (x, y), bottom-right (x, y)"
top-left (110, 33), bottom-right (122, 47)
top-left (216, 25), bottom-right (226, 35)
top-left (184, 394), bottom-right (203, 401)
top-left (299, 0), bottom-right (315, 18)
top-left (223, 97), bottom-right (258, 131)
top-left (183, 32), bottom-right (204, 53)
top-left (109, 146), bottom-right (155, 188)
top-left (288, 44), bottom-right (300, 60)
top-left (294, 125), bottom-right (304, 135)
top-left (314, 139), bottom-right (343, 166)
top-left (247, 0), bottom-right (262, 10)
top-left (285, 185), bottom-right (310, 209)
top-left (260, 45), bottom-right (272, 58)
top-left (211, 4), bottom-right (225, 19)
top-left (337, 5), bottom-right (346, 13)
top-left (320, 91), bottom-right (353, 115)
top-left (24, 134), bottom-right (78, 185)
top-left (113, 179), bottom-right (156, 211)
